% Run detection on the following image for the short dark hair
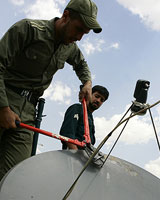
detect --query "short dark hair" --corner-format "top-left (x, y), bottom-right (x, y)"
top-left (92, 85), bottom-right (109, 101)
top-left (65, 8), bottom-right (82, 21)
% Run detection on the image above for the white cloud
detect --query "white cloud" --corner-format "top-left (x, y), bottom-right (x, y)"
top-left (145, 157), bottom-right (160, 178)
top-left (42, 81), bottom-right (71, 104)
top-left (117, 0), bottom-right (160, 31)
top-left (54, 0), bottom-right (66, 6)
top-left (10, 0), bottom-right (24, 6)
top-left (24, 0), bottom-right (63, 19)
top-left (94, 104), bottom-right (159, 145)
top-left (81, 39), bottom-right (95, 55)
top-left (109, 42), bottom-right (119, 49)
top-left (81, 38), bottom-right (105, 55)
top-left (80, 38), bottom-right (120, 55)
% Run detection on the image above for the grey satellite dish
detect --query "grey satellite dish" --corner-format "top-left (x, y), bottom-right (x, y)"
top-left (0, 150), bottom-right (160, 200)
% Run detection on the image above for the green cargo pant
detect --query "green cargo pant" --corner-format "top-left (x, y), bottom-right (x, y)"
top-left (0, 88), bottom-right (36, 181)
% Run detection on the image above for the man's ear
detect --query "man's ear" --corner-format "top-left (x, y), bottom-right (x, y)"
top-left (62, 10), bottom-right (70, 22)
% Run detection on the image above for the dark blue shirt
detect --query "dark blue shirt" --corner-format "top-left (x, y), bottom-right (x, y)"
top-left (60, 103), bottom-right (95, 149)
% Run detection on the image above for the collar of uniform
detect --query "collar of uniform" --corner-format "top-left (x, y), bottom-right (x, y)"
top-left (47, 17), bottom-right (59, 43)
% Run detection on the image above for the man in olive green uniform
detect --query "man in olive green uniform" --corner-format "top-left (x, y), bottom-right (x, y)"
top-left (60, 85), bottom-right (109, 150)
top-left (0, 0), bottom-right (102, 181)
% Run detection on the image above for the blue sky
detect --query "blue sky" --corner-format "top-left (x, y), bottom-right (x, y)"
top-left (1, 0), bottom-right (160, 179)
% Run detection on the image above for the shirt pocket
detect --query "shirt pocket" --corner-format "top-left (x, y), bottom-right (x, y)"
top-left (17, 45), bottom-right (52, 76)
top-left (25, 46), bottom-right (50, 64)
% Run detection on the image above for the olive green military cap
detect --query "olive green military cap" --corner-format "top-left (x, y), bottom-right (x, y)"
top-left (66, 0), bottom-right (102, 33)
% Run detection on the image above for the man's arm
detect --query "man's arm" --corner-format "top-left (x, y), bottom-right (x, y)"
top-left (0, 20), bottom-right (32, 128)
top-left (65, 142), bottom-right (78, 150)
top-left (67, 44), bottom-right (92, 103)
top-left (79, 80), bottom-right (92, 104)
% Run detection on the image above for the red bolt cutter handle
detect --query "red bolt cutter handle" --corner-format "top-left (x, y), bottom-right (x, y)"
top-left (15, 98), bottom-right (91, 147)
top-left (82, 98), bottom-right (91, 144)
top-left (15, 121), bottom-right (86, 147)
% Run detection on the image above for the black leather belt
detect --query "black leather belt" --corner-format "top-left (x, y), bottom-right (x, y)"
top-left (6, 84), bottom-right (39, 106)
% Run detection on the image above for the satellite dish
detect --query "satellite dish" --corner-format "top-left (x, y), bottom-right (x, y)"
top-left (0, 150), bottom-right (160, 200)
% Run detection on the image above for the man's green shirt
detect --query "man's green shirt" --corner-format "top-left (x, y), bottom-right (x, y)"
top-left (0, 18), bottom-right (91, 108)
